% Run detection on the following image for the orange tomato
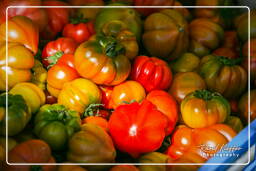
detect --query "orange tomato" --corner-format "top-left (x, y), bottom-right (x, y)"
top-left (82, 116), bottom-right (109, 132)
top-left (109, 81), bottom-right (146, 109)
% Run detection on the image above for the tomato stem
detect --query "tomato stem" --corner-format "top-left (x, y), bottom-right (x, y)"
top-left (83, 104), bottom-right (104, 118)
top-left (70, 14), bottom-right (89, 25)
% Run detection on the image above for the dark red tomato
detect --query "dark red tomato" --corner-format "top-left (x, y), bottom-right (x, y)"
top-left (109, 100), bottom-right (168, 158)
top-left (229, 100), bottom-right (239, 113)
top-left (44, 90), bottom-right (57, 104)
top-left (47, 54), bottom-right (80, 97)
top-left (42, 37), bottom-right (78, 67)
top-left (63, 21), bottom-right (95, 43)
top-left (41, 0), bottom-right (69, 40)
top-left (100, 86), bottom-right (113, 109)
top-left (130, 56), bottom-right (172, 92)
top-left (134, 0), bottom-right (175, 16)
top-left (0, 0), bottom-right (48, 32)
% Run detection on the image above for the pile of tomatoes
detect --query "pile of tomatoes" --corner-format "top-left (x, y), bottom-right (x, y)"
top-left (0, 0), bottom-right (255, 171)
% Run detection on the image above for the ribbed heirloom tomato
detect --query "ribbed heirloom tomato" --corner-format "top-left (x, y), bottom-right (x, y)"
top-left (166, 124), bottom-right (237, 160)
top-left (42, 37), bottom-right (78, 67)
top-left (109, 100), bottom-right (168, 158)
top-left (130, 56), bottom-right (172, 92)
top-left (47, 54), bottom-right (80, 97)
top-left (181, 90), bottom-right (230, 128)
top-left (0, 16), bottom-right (39, 54)
top-left (146, 90), bottom-right (178, 135)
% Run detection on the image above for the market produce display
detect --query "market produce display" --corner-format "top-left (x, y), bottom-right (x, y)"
top-left (0, 1), bottom-right (255, 170)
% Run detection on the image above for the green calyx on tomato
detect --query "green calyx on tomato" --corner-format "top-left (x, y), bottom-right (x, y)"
top-left (193, 89), bottom-right (222, 101)
top-left (83, 103), bottom-right (104, 118)
top-left (34, 104), bottom-right (81, 151)
top-left (217, 56), bottom-right (242, 66)
top-left (46, 51), bottom-right (64, 68)
top-left (0, 93), bottom-right (31, 136)
top-left (97, 35), bottom-right (125, 58)
top-left (69, 14), bottom-right (89, 25)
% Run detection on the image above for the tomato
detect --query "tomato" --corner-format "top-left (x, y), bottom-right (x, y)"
top-left (63, 21), bottom-right (95, 44)
top-left (169, 72), bottom-right (206, 103)
top-left (225, 116), bottom-right (243, 133)
top-left (58, 78), bottom-right (102, 114)
top-left (143, 9), bottom-right (189, 60)
top-left (44, 90), bottom-right (57, 104)
top-left (181, 89), bottom-right (230, 128)
top-left (47, 54), bottom-right (80, 97)
top-left (138, 152), bottom-right (171, 171)
top-left (170, 53), bottom-right (200, 73)
top-left (34, 104), bottom-right (81, 151)
top-left (67, 124), bottom-right (116, 164)
top-left (6, 139), bottom-right (56, 170)
top-left (100, 85), bottom-right (113, 109)
top-left (146, 90), bottom-right (178, 135)
top-left (42, 37), bottom-right (78, 67)
top-left (0, 42), bottom-right (34, 91)
top-left (166, 124), bottom-right (236, 160)
top-left (229, 99), bottom-right (239, 113)
top-left (222, 31), bottom-right (239, 50)
top-left (213, 47), bottom-right (238, 59)
top-left (134, 0), bottom-right (175, 16)
top-left (74, 35), bottom-right (132, 85)
top-left (82, 116), bottom-right (109, 132)
top-left (109, 100), bottom-right (168, 158)
top-left (130, 56), bottom-right (172, 92)
top-left (238, 89), bottom-right (256, 123)
top-left (95, 5), bottom-right (142, 41)
top-left (0, 94), bottom-right (31, 136)
top-left (41, 0), bottom-right (70, 40)
top-left (109, 81), bottom-right (146, 109)
top-left (242, 39), bottom-right (256, 84)
top-left (31, 59), bottom-right (47, 90)
top-left (71, 0), bottom-right (104, 21)
top-left (199, 55), bottom-right (247, 99)
top-left (189, 18), bottom-right (224, 57)
top-left (110, 165), bottom-right (139, 171)
top-left (0, 16), bottom-right (39, 54)
top-left (9, 82), bottom-right (46, 114)
top-left (234, 10), bottom-right (256, 42)
top-left (0, 0), bottom-right (48, 32)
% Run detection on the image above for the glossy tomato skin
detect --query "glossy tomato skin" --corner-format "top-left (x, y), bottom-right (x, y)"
top-left (130, 56), bottom-right (172, 92)
top-left (0, 0), bottom-right (48, 32)
top-left (0, 42), bottom-right (34, 91)
top-left (109, 100), bottom-right (168, 158)
top-left (47, 54), bottom-right (80, 98)
top-left (166, 124), bottom-right (236, 160)
top-left (170, 53), bottom-right (200, 73)
top-left (100, 86), bottom-right (113, 109)
top-left (74, 36), bottom-right (131, 86)
top-left (58, 78), bottom-right (102, 114)
top-left (146, 90), bottom-right (178, 135)
top-left (181, 90), bottom-right (230, 128)
top-left (41, 0), bottom-right (70, 40)
top-left (109, 81), bottom-right (146, 109)
top-left (0, 16), bottom-right (39, 54)
top-left (169, 72), bottom-right (206, 103)
top-left (63, 21), bottom-right (95, 44)
top-left (42, 37), bottom-right (78, 67)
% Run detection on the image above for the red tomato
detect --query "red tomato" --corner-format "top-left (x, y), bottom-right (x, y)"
top-left (146, 90), bottom-right (178, 135)
top-left (41, 0), bottom-right (69, 40)
top-left (47, 54), bottom-right (80, 97)
top-left (100, 85), bottom-right (114, 109)
top-left (63, 21), bottom-right (95, 44)
top-left (109, 100), bottom-right (168, 158)
top-left (130, 56), bottom-right (172, 92)
top-left (0, 0), bottom-right (48, 32)
top-left (44, 90), bottom-right (57, 104)
top-left (42, 37), bottom-right (78, 67)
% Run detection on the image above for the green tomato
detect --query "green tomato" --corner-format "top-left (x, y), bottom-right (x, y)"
top-left (34, 104), bottom-right (81, 151)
